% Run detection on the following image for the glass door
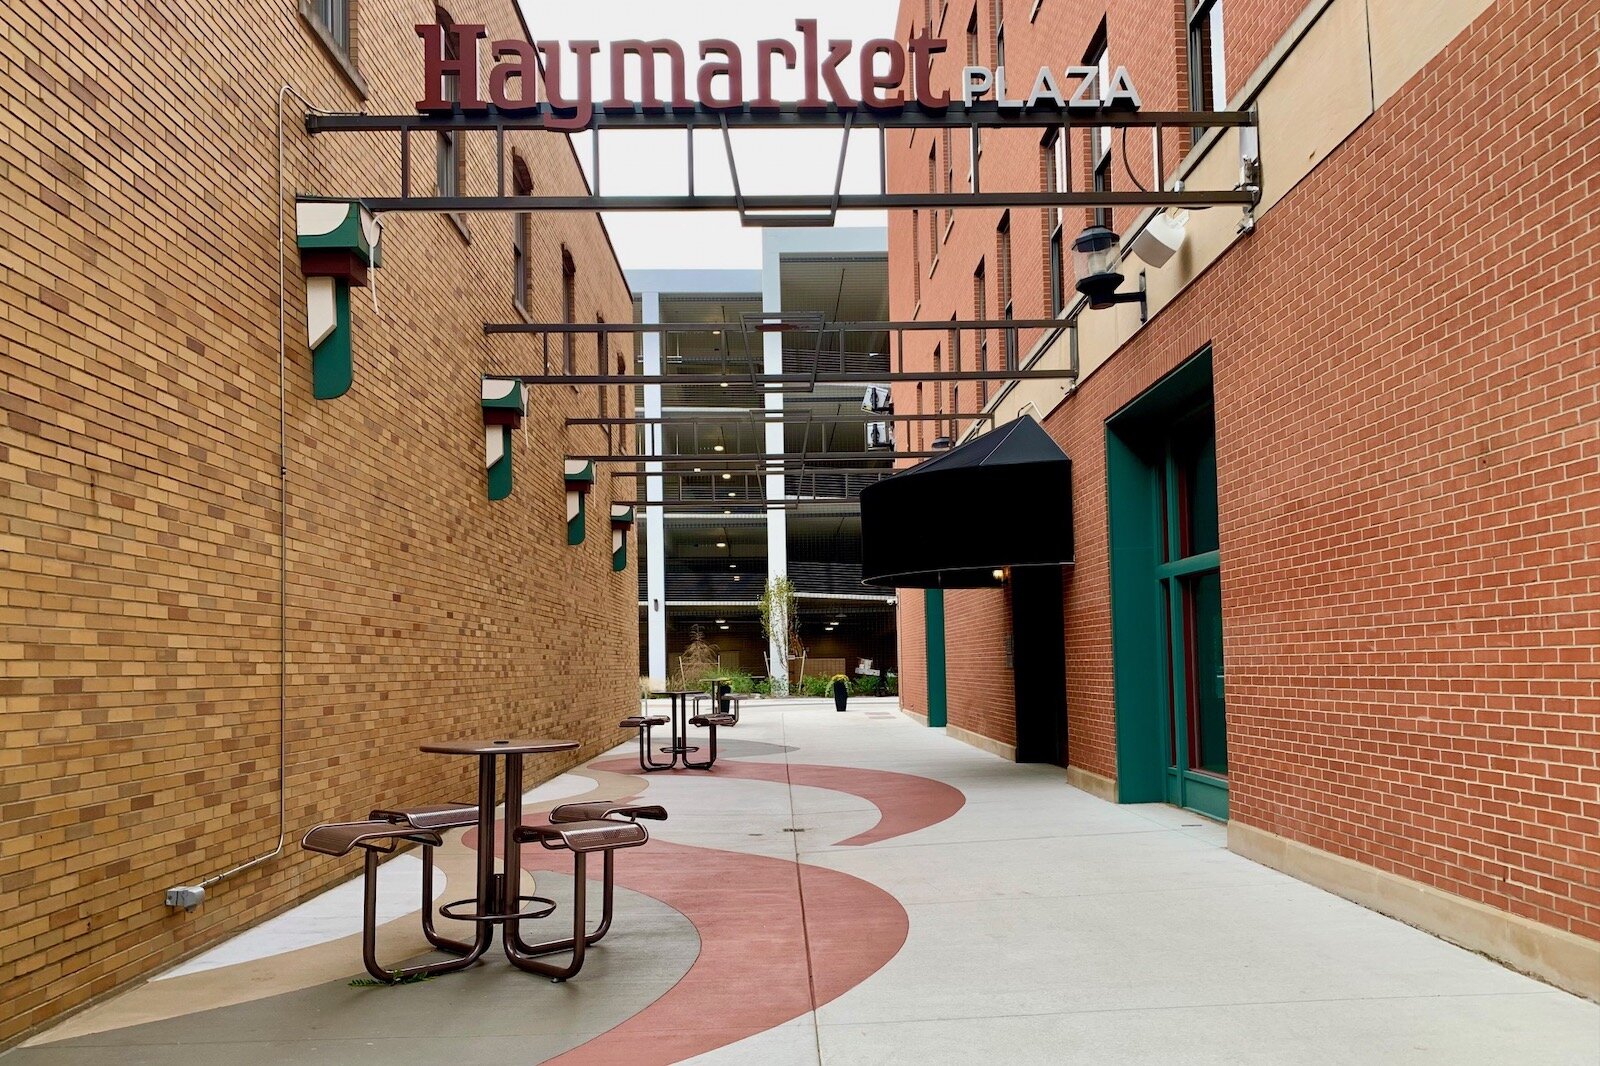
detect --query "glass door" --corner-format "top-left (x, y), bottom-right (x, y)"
top-left (1157, 404), bottom-right (1229, 819)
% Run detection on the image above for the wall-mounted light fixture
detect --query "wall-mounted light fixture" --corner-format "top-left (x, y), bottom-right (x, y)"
top-left (610, 505), bottom-right (635, 571)
top-left (482, 378), bottom-right (526, 501)
top-left (1073, 225), bottom-right (1147, 321)
top-left (565, 459), bottom-right (596, 545)
top-left (295, 199), bottom-right (381, 400)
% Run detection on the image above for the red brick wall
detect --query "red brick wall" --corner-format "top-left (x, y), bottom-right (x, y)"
top-left (0, 0), bottom-right (635, 1041)
top-left (891, 0), bottom-right (1600, 942)
top-left (944, 587), bottom-right (1016, 745)
top-left (897, 587), bottom-right (927, 716)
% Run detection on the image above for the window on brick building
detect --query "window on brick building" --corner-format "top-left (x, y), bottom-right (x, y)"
top-left (598, 324), bottom-right (609, 423)
top-left (941, 128), bottom-right (954, 229)
top-left (1085, 23), bottom-right (1111, 228)
top-left (997, 214), bottom-right (1016, 371)
top-left (511, 154), bottom-right (533, 313)
top-left (561, 249), bottom-right (577, 374)
top-left (916, 382), bottom-right (925, 449)
top-left (912, 209), bottom-right (923, 302)
top-left (307, 0), bottom-right (351, 54)
top-left (615, 356), bottom-right (628, 452)
top-left (927, 147), bottom-right (939, 265)
top-left (974, 260), bottom-right (988, 405)
top-left (966, 11), bottom-right (981, 189)
top-left (949, 320), bottom-right (961, 443)
top-left (1043, 131), bottom-right (1067, 315)
top-left (993, 0), bottom-right (1005, 67)
top-left (435, 8), bottom-right (468, 238)
top-left (300, 0), bottom-right (366, 94)
top-left (1188, 0), bottom-right (1228, 113)
top-left (932, 345), bottom-right (944, 442)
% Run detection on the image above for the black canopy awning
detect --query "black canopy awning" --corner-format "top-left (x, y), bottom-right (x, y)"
top-left (860, 415), bottom-right (1074, 589)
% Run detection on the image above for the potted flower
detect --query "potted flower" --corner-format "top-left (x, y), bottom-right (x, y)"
top-left (830, 674), bottom-right (850, 713)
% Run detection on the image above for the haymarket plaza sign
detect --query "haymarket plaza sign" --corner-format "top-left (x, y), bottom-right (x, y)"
top-left (416, 19), bottom-right (1143, 129)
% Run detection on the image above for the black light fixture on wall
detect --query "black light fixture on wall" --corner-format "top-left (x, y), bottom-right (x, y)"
top-left (1072, 225), bottom-right (1147, 321)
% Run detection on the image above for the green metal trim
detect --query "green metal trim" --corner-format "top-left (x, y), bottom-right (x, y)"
top-left (612, 540), bottom-right (627, 572)
top-left (1155, 550), bottom-right (1221, 579)
top-left (564, 460), bottom-right (596, 486)
top-left (568, 498), bottom-right (586, 546)
top-left (487, 427), bottom-right (513, 501)
top-left (1106, 345), bottom-right (1229, 814)
top-left (924, 588), bottom-right (947, 729)
top-left (296, 200), bottom-right (376, 263)
top-left (1106, 427), bottom-right (1166, 803)
top-left (482, 386), bottom-right (526, 415)
top-left (311, 281), bottom-right (353, 400)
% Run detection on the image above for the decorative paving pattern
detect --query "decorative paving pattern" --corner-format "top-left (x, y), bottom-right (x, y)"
top-left (588, 757), bottom-right (966, 846)
top-left (10, 698), bottom-right (1596, 1066)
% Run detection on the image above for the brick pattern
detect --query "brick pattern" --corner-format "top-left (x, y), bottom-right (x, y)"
top-left (890, 0), bottom-right (1600, 942)
top-left (0, 0), bottom-right (634, 1042)
top-left (945, 587), bottom-right (1017, 745)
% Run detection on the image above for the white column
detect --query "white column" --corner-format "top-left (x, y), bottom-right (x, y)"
top-left (762, 240), bottom-right (790, 695)
top-left (641, 291), bottom-right (668, 686)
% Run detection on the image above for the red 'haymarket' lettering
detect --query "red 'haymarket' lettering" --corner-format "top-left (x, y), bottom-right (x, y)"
top-left (416, 19), bottom-right (1135, 125)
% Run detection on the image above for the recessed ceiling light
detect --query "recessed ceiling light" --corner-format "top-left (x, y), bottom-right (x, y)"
top-left (714, 619), bottom-right (726, 624)
top-left (728, 492), bottom-right (736, 497)
top-left (719, 624), bottom-right (730, 630)
top-left (719, 382), bottom-right (730, 388)
top-left (729, 563), bottom-right (737, 569)
top-left (712, 330), bottom-right (722, 336)
top-left (723, 509), bottom-right (732, 515)
top-left (693, 467), bottom-right (702, 473)
top-left (713, 444), bottom-right (724, 452)
top-left (721, 473), bottom-right (732, 480)
top-left (716, 541), bottom-right (727, 548)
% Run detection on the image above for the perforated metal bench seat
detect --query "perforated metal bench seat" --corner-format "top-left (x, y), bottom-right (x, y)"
top-left (691, 713), bottom-right (737, 727)
top-left (505, 801), bottom-right (668, 981)
top-left (301, 820), bottom-right (444, 857)
top-left (620, 714), bottom-right (670, 728)
top-left (549, 800), bottom-right (668, 823)
top-left (301, 815), bottom-right (481, 983)
top-left (368, 802), bottom-right (479, 830)
top-left (515, 818), bottom-right (649, 853)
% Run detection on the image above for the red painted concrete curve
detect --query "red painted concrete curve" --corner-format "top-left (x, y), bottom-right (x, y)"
top-left (590, 758), bottom-right (966, 845)
top-left (520, 838), bottom-right (909, 1065)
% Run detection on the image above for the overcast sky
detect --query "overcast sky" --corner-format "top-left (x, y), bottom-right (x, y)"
top-left (518, 0), bottom-right (900, 271)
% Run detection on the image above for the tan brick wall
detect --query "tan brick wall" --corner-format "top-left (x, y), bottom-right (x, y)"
top-left (0, 0), bottom-right (635, 1042)
top-left (890, 0), bottom-right (1600, 941)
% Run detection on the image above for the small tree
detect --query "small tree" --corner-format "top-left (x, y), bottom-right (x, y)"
top-left (759, 576), bottom-right (800, 697)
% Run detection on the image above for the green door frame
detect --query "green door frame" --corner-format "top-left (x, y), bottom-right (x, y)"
top-left (924, 588), bottom-right (948, 728)
top-left (1106, 348), bottom-right (1229, 820)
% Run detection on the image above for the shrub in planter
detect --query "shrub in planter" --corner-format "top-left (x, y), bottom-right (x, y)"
top-left (830, 674), bottom-right (850, 712)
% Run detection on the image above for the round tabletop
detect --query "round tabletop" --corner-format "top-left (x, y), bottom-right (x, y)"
top-left (420, 738), bottom-right (580, 756)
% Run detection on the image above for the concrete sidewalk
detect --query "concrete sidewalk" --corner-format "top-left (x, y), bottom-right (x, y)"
top-left (10, 698), bottom-right (1598, 1064)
